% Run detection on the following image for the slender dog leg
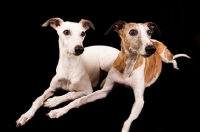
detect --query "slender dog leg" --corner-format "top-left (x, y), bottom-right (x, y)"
top-left (121, 88), bottom-right (144, 132)
top-left (44, 91), bottom-right (91, 108)
top-left (16, 75), bottom-right (61, 127)
top-left (46, 79), bottom-right (114, 118)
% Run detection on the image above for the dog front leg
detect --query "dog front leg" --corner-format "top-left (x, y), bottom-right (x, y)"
top-left (46, 79), bottom-right (114, 118)
top-left (44, 91), bottom-right (90, 108)
top-left (16, 75), bottom-right (60, 127)
top-left (121, 88), bottom-right (144, 132)
top-left (44, 76), bottom-right (94, 108)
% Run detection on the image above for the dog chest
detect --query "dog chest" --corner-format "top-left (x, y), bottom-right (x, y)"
top-left (112, 62), bottom-right (145, 88)
top-left (144, 53), bottom-right (162, 87)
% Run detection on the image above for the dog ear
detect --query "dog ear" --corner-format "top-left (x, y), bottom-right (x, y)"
top-left (42, 17), bottom-right (64, 29)
top-left (104, 21), bottom-right (127, 35)
top-left (79, 19), bottom-right (95, 30)
top-left (147, 22), bottom-right (161, 35)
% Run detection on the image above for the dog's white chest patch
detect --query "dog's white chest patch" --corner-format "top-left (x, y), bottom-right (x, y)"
top-left (120, 61), bottom-right (145, 88)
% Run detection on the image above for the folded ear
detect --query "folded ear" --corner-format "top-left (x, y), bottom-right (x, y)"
top-left (147, 22), bottom-right (161, 35)
top-left (79, 19), bottom-right (95, 30)
top-left (42, 17), bottom-right (64, 29)
top-left (104, 21), bottom-right (127, 35)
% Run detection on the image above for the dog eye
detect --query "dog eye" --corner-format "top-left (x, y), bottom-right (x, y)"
top-left (81, 31), bottom-right (86, 37)
top-left (147, 30), bottom-right (152, 35)
top-left (63, 30), bottom-right (70, 35)
top-left (129, 29), bottom-right (138, 36)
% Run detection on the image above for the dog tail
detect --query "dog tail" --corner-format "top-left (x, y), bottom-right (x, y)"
top-left (170, 54), bottom-right (191, 70)
top-left (173, 54), bottom-right (191, 59)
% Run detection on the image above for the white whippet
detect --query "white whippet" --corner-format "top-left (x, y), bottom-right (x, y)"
top-left (43, 21), bottom-right (190, 132)
top-left (16, 17), bottom-right (120, 127)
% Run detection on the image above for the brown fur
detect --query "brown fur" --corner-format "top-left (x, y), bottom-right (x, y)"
top-left (151, 40), bottom-right (173, 61)
top-left (131, 50), bottom-right (162, 87)
top-left (133, 55), bottom-right (144, 70)
top-left (164, 49), bottom-right (173, 61)
top-left (120, 23), bottom-right (143, 51)
top-left (144, 52), bottom-right (162, 87)
top-left (114, 41), bottom-right (162, 87)
top-left (151, 40), bottom-right (165, 55)
top-left (112, 22), bottom-right (164, 88)
top-left (113, 47), bottom-right (126, 73)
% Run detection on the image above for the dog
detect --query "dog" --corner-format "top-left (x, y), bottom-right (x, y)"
top-left (99, 38), bottom-right (190, 88)
top-left (16, 17), bottom-right (120, 127)
top-left (43, 21), bottom-right (190, 132)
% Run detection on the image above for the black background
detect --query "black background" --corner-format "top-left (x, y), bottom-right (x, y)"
top-left (8, 1), bottom-right (200, 132)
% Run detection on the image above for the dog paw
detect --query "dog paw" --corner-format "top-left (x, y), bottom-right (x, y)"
top-left (175, 67), bottom-right (179, 70)
top-left (173, 66), bottom-right (179, 70)
top-left (44, 96), bottom-right (60, 108)
top-left (46, 108), bottom-right (65, 118)
top-left (16, 113), bottom-right (32, 127)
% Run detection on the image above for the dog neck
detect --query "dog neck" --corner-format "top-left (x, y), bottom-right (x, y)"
top-left (113, 41), bottom-right (139, 77)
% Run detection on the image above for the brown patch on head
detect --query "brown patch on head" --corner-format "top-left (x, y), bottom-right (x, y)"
top-left (119, 23), bottom-right (142, 53)
top-left (144, 52), bottom-right (162, 87)
top-left (113, 22), bottom-right (145, 72)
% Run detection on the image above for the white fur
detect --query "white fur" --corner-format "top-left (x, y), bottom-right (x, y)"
top-left (173, 54), bottom-right (190, 59)
top-left (16, 18), bottom-right (119, 127)
top-left (138, 24), bottom-right (153, 55)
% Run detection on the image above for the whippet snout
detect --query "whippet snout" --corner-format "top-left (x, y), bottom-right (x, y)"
top-left (145, 45), bottom-right (156, 55)
top-left (74, 45), bottom-right (84, 55)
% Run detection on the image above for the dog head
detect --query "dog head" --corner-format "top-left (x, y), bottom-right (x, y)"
top-left (105, 21), bottom-right (161, 57)
top-left (42, 17), bottom-right (95, 56)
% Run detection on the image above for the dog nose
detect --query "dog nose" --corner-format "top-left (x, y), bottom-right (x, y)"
top-left (74, 45), bottom-right (84, 55)
top-left (145, 45), bottom-right (156, 54)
